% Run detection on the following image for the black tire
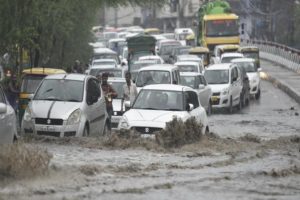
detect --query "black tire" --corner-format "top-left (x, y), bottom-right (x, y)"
top-left (102, 122), bottom-right (109, 136)
top-left (228, 97), bottom-right (233, 114)
top-left (238, 94), bottom-right (243, 110)
top-left (82, 124), bottom-right (89, 137)
top-left (241, 92), bottom-right (246, 107)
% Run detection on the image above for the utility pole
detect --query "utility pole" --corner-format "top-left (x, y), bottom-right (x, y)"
top-left (177, 0), bottom-right (181, 28)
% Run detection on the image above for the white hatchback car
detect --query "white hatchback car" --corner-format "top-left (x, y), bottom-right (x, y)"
top-left (204, 63), bottom-right (243, 113)
top-left (231, 58), bottom-right (261, 99)
top-left (180, 72), bottom-right (212, 115)
top-left (118, 84), bottom-right (209, 134)
top-left (175, 61), bottom-right (204, 74)
top-left (22, 74), bottom-right (108, 137)
top-left (0, 84), bottom-right (17, 144)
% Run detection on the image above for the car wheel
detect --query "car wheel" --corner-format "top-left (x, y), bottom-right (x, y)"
top-left (228, 96), bottom-right (233, 114)
top-left (238, 94), bottom-right (243, 110)
top-left (255, 89), bottom-right (261, 100)
top-left (82, 124), bottom-right (89, 137)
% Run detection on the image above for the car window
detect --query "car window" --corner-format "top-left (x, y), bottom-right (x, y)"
top-left (185, 91), bottom-right (199, 109)
top-left (87, 79), bottom-right (101, 103)
top-left (200, 75), bottom-right (207, 86)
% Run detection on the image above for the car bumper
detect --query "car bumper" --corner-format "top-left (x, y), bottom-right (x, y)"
top-left (22, 119), bottom-right (80, 137)
top-left (249, 83), bottom-right (259, 95)
top-left (210, 95), bottom-right (230, 108)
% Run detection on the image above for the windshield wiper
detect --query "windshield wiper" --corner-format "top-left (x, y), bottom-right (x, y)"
top-left (140, 107), bottom-right (159, 110)
top-left (38, 97), bottom-right (63, 101)
top-left (165, 108), bottom-right (182, 111)
top-left (65, 99), bottom-right (81, 102)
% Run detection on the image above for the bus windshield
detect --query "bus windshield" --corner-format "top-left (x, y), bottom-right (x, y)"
top-left (206, 19), bottom-right (239, 37)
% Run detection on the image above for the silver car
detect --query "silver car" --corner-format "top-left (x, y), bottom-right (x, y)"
top-left (0, 84), bottom-right (17, 144)
top-left (22, 74), bottom-right (108, 137)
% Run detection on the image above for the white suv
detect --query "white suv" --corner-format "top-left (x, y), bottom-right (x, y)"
top-left (204, 63), bottom-right (243, 113)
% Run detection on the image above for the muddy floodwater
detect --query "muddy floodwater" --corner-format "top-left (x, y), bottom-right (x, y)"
top-left (1, 61), bottom-right (300, 200)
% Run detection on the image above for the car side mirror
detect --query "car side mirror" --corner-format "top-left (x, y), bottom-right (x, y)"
top-left (232, 77), bottom-right (237, 83)
top-left (257, 68), bottom-right (262, 72)
top-left (187, 103), bottom-right (194, 111)
top-left (172, 80), bottom-right (177, 84)
top-left (28, 94), bottom-right (34, 100)
top-left (199, 84), bottom-right (205, 89)
top-left (244, 76), bottom-right (249, 81)
top-left (0, 103), bottom-right (7, 114)
top-left (124, 101), bottom-right (131, 108)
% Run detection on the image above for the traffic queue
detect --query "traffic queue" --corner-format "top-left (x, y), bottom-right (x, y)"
top-left (0, 26), bottom-right (261, 143)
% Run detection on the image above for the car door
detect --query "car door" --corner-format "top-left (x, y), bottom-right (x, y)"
top-left (231, 66), bottom-right (240, 104)
top-left (85, 78), bottom-right (105, 135)
top-left (198, 75), bottom-right (211, 110)
top-left (185, 91), bottom-right (203, 122)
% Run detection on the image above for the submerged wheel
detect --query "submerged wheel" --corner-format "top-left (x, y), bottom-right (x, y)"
top-left (228, 97), bottom-right (233, 114)
top-left (82, 125), bottom-right (89, 137)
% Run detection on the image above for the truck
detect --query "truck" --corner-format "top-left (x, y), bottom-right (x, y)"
top-left (196, 0), bottom-right (240, 52)
top-left (126, 35), bottom-right (156, 72)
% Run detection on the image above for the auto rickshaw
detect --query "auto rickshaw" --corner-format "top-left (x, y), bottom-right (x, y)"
top-left (185, 33), bottom-right (196, 47)
top-left (18, 68), bottom-right (66, 122)
top-left (189, 47), bottom-right (210, 67)
top-left (238, 46), bottom-right (260, 68)
top-left (144, 28), bottom-right (160, 35)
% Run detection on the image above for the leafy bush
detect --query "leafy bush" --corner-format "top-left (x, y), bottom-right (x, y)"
top-left (0, 143), bottom-right (52, 179)
top-left (155, 117), bottom-right (204, 148)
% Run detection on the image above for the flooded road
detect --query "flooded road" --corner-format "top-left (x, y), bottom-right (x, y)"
top-left (1, 60), bottom-right (300, 200)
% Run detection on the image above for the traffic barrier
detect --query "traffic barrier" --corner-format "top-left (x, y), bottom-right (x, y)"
top-left (241, 39), bottom-right (300, 74)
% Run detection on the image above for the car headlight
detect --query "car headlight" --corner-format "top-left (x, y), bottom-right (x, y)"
top-left (67, 109), bottom-right (81, 125)
top-left (119, 117), bottom-right (129, 129)
top-left (222, 88), bottom-right (229, 95)
top-left (23, 107), bottom-right (32, 122)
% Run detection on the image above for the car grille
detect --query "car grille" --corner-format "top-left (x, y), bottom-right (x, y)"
top-left (64, 131), bottom-right (76, 137)
top-left (212, 92), bottom-right (220, 96)
top-left (35, 118), bottom-right (63, 125)
top-left (134, 127), bottom-right (162, 134)
top-left (37, 131), bottom-right (60, 137)
top-left (211, 99), bottom-right (220, 105)
top-left (111, 122), bottom-right (119, 128)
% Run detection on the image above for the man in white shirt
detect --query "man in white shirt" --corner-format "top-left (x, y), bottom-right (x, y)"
top-left (123, 72), bottom-right (138, 110)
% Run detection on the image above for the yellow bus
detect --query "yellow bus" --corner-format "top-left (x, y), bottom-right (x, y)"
top-left (201, 14), bottom-right (240, 51)
top-left (144, 28), bottom-right (160, 35)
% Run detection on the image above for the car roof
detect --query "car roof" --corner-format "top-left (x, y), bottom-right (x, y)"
top-left (93, 48), bottom-right (117, 54)
top-left (177, 54), bottom-right (199, 59)
top-left (93, 59), bottom-right (117, 63)
top-left (221, 52), bottom-right (244, 58)
top-left (139, 55), bottom-right (161, 60)
top-left (138, 64), bottom-right (178, 71)
top-left (45, 73), bottom-right (89, 81)
top-left (205, 63), bottom-right (234, 70)
top-left (231, 58), bottom-right (255, 63)
top-left (175, 61), bottom-right (199, 66)
top-left (180, 72), bottom-right (202, 76)
top-left (90, 66), bottom-right (119, 69)
top-left (108, 38), bottom-right (126, 42)
top-left (142, 84), bottom-right (193, 92)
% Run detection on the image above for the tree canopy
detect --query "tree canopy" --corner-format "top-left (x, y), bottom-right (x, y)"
top-left (0, 0), bottom-right (166, 73)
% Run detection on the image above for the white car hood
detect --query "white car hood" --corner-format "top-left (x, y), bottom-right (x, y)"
top-left (124, 109), bottom-right (188, 128)
top-left (209, 84), bottom-right (230, 93)
top-left (247, 72), bottom-right (259, 82)
top-left (30, 101), bottom-right (81, 120)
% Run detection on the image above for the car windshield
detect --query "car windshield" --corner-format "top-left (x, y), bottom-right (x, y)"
top-left (109, 81), bottom-right (125, 99)
top-left (34, 79), bottom-right (84, 102)
top-left (136, 70), bottom-right (171, 87)
top-left (236, 62), bottom-right (257, 72)
top-left (204, 70), bottom-right (229, 84)
top-left (160, 44), bottom-right (180, 55)
top-left (21, 75), bottom-right (46, 93)
top-left (221, 56), bottom-right (241, 63)
top-left (133, 90), bottom-right (184, 111)
top-left (130, 52), bottom-right (153, 65)
top-left (206, 19), bottom-right (239, 37)
top-left (90, 69), bottom-right (122, 77)
top-left (93, 61), bottom-right (116, 66)
top-left (93, 54), bottom-right (119, 64)
top-left (131, 61), bottom-right (157, 71)
top-left (180, 76), bottom-right (196, 89)
top-left (243, 52), bottom-right (259, 59)
top-left (177, 65), bottom-right (198, 73)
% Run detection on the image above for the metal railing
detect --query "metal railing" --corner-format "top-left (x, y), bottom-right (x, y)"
top-left (241, 39), bottom-right (300, 73)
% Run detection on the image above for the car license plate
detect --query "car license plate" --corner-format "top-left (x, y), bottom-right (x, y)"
top-left (211, 96), bottom-right (219, 102)
top-left (41, 126), bottom-right (55, 131)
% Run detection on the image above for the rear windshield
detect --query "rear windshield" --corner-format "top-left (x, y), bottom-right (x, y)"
top-left (21, 75), bottom-right (46, 94)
